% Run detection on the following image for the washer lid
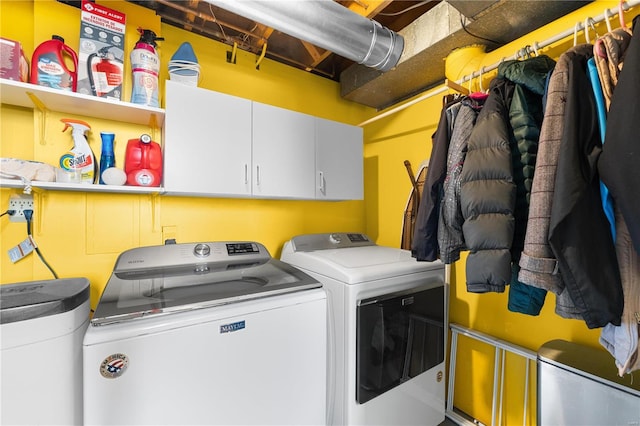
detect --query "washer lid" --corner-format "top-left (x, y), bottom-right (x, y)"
top-left (0, 278), bottom-right (89, 324)
top-left (91, 242), bottom-right (320, 326)
top-left (282, 237), bottom-right (443, 284)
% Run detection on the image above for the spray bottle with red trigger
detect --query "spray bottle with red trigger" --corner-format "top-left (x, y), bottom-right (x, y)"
top-left (130, 28), bottom-right (163, 107)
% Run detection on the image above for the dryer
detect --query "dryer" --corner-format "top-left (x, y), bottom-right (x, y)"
top-left (281, 233), bottom-right (446, 426)
top-left (83, 241), bottom-right (327, 425)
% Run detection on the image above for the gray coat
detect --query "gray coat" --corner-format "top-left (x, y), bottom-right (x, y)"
top-left (518, 45), bottom-right (595, 319)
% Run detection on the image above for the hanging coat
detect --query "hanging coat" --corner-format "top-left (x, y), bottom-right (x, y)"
top-left (459, 77), bottom-right (516, 293)
top-left (548, 46), bottom-right (622, 329)
top-left (438, 98), bottom-right (483, 264)
top-left (518, 45), bottom-right (594, 320)
top-left (499, 55), bottom-right (556, 315)
top-left (599, 15), bottom-right (640, 257)
top-left (412, 97), bottom-right (462, 261)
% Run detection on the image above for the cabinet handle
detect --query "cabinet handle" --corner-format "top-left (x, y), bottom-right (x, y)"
top-left (319, 171), bottom-right (325, 194)
top-left (256, 165), bottom-right (260, 186)
top-left (244, 164), bottom-right (248, 184)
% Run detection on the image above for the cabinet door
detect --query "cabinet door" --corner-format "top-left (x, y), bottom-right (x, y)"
top-left (252, 102), bottom-right (316, 199)
top-left (315, 118), bottom-right (363, 200)
top-left (164, 81), bottom-right (252, 196)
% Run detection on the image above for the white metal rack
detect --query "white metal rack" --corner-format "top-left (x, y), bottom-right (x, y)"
top-left (446, 323), bottom-right (537, 426)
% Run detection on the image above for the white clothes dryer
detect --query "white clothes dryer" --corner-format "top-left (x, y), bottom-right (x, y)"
top-left (83, 241), bottom-right (326, 426)
top-left (281, 233), bottom-right (446, 426)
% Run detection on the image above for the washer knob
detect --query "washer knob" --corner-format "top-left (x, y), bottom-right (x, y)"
top-left (329, 234), bottom-right (342, 244)
top-left (194, 244), bottom-right (211, 258)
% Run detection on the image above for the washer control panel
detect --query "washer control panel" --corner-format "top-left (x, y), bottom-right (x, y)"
top-left (289, 233), bottom-right (374, 252)
top-left (113, 241), bottom-right (270, 272)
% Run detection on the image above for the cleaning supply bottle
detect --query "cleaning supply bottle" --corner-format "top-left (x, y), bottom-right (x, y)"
top-left (130, 29), bottom-right (164, 107)
top-left (98, 132), bottom-right (116, 184)
top-left (31, 35), bottom-right (78, 92)
top-left (124, 134), bottom-right (162, 187)
top-left (60, 119), bottom-right (95, 184)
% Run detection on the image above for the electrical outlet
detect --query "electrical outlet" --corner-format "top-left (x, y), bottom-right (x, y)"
top-left (9, 194), bottom-right (34, 223)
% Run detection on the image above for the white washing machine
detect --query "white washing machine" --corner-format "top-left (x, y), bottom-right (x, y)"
top-left (281, 233), bottom-right (446, 426)
top-left (1, 278), bottom-right (90, 426)
top-left (83, 241), bottom-right (327, 426)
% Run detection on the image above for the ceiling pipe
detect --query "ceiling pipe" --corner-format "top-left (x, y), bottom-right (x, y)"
top-left (203, 0), bottom-right (404, 72)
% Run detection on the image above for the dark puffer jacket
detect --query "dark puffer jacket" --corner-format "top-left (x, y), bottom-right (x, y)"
top-left (460, 77), bottom-right (516, 293)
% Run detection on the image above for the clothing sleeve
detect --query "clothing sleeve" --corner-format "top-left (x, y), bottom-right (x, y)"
top-left (438, 103), bottom-right (476, 264)
top-left (412, 100), bottom-right (460, 261)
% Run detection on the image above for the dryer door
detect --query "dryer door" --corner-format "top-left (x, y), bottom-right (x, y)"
top-left (356, 284), bottom-right (444, 404)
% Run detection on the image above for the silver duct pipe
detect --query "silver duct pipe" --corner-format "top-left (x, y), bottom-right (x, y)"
top-left (203, 0), bottom-right (404, 72)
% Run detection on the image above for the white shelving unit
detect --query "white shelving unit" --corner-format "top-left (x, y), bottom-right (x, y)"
top-left (1, 79), bottom-right (164, 127)
top-left (0, 79), bottom-right (165, 194)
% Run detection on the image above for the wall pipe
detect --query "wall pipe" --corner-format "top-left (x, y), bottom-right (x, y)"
top-left (358, 0), bottom-right (640, 127)
top-left (204, 0), bottom-right (404, 72)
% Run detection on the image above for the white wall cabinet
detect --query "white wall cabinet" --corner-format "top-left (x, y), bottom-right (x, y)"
top-left (163, 81), bottom-right (252, 196)
top-left (251, 102), bottom-right (316, 199)
top-left (163, 81), bottom-right (363, 200)
top-left (315, 118), bottom-right (363, 200)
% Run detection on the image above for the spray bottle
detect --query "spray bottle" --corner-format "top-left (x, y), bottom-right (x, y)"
top-left (130, 29), bottom-right (164, 107)
top-left (60, 119), bottom-right (96, 184)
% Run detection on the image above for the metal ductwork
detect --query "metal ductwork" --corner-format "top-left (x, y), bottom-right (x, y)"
top-left (203, 0), bottom-right (404, 72)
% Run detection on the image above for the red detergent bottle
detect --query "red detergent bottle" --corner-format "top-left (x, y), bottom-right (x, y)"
top-left (30, 35), bottom-right (78, 91)
top-left (124, 134), bottom-right (162, 187)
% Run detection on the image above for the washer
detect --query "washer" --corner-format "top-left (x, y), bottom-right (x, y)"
top-left (1, 278), bottom-right (90, 426)
top-left (281, 233), bottom-right (446, 426)
top-left (83, 241), bottom-right (327, 426)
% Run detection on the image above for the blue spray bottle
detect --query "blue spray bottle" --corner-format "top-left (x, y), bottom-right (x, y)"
top-left (99, 132), bottom-right (116, 184)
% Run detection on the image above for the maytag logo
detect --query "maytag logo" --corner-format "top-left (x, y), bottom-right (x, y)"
top-left (220, 320), bottom-right (245, 334)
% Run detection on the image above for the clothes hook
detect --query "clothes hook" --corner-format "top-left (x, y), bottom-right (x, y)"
top-left (533, 42), bottom-right (540, 56)
top-left (584, 18), bottom-right (591, 44)
top-left (479, 66), bottom-right (485, 92)
top-left (619, 0), bottom-right (627, 29)
top-left (526, 45), bottom-right (534, 58)
top-left (468, 72), bottom-right (473, 93)
top-left (573, 22), bottom-right (580, 47)
top-left (604, 7), bottom-right (613, 33)
top-left (584, 17), bottom-right (598, 44)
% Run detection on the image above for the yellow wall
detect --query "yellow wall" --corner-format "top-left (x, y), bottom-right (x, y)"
top-left (2, 1), bottom-right (637, 425)
top-left (0, 0), bottom-right (372, 310)
top-left (365, 1), bottom-right (639, 424)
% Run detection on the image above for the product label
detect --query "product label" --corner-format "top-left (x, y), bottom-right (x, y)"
top-left (77, 0), bottom-right (126, 99)
top-left (35, 54), bottom-right (73, 91)
top-left (8, 236), bottom-right (37, 263)
top-left (220, 320), bottom-right (246, 334)
top-left (37, 57), bottom-right (65, 76)
top-left (60, 151), bottom-right (95, 183)
top-left (100, 353), bottom-right (129, 379)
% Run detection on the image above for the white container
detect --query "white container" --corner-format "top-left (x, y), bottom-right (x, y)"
top-left (1, 278), bottom-right (90, 426)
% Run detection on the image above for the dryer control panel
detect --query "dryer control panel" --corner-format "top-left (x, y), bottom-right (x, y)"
top-left (288, 233), bottom-right (374, 252)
